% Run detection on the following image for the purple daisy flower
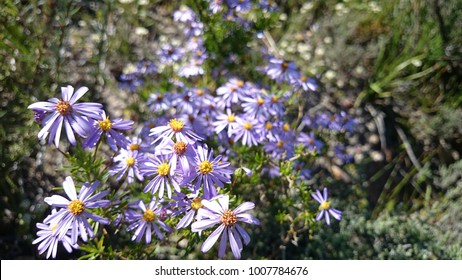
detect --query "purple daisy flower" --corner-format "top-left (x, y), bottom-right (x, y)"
top-left (149, 118), bottom-right (203, 145)
top-left (178, 60), bottom-right (204, 77)
top-left (184, 21), bottom-right (204, 38)
top-left (227, 0), bottom-right (252, 12)
top-left (136, 59), bottom-right (158, 75)
top-left (140, 155), bottom-right (181, 199)
top-left (260, 118), bottom-right (278, 142)
top-left (265, 58), bottom-right (300, 83)
top-left (241, 93), bottom-right (270, 119)
top-left (266, 93), bottom-right (287, 117)
top-left (216, 78), bottom-right (247, 108)
top-left (212, 108), bottom-right (241, 136)
top-left (27, 85), bottom-right (103, 147)
top-left (311, 187), bottom-right (342, 225)
top-left (334, 144), bottom-right (354, 164)
top-left (33, 109), bottom-right (47, 124)
top-left (32, 214), bottom-right (79, 259)
top-left (263, 135), bottom-right (295, 160)
top-left (191, 195), bottom-right (259, 259)
top-left (173, 6), bottom-right (197, 23)
top-left (43, 176), bottom-right (110, 245)
top-left (291, 75), bottom-right (317, 92)
top-left (147, 92), bottom-right (172, 113)
top-left (83, 111), bottom-right (134, 151)
top-left (186, 144), bottom-right (234, 199)
top-left (208, 0), bottom-right (223, 13)
top-left (126, 199), bottom-right (172, 243)
top-left (296, 131), bottom-right (324, 154)
top-left (109, 149), bottom-right (145, 184)
top-left (230, 117), bottom-right (263, 147)
top-left (157, 44), bottom-right (185, 64)
top-left (170, 191), bottom-right (204, 229)
top-left (155, 138), bottom-right (197, 176)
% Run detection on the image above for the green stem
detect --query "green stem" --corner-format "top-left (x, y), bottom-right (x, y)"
top-left (93, 136), bottom-right (103, 162)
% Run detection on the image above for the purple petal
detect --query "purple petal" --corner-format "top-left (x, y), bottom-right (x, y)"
top-left (70, 114), bottom-right (92, 137)
top-left (176, 209), bottom-right (195, 229)
top-left (217, 195), bottom-right (229, 211)
top-left (63, 176), bottom-right (77, 200)
top-left (236, 213), bottom-right (259, 225)
top-left (73, 103), bottom-right (103, 120)
top-left (133, 222), bottom-right (146, 242)
top-left (329, 208), bottom-right (342, 220)
top-left (63, 118), bottom-right (76, 145)
top-left (201, 224), bottom-right (225, 253)
top-left (62, 85), bottom-right (73, 101)
top-left (235, 224), bottom-right (251, 245)
top-left (78, 218), bottom-right (88, 242)
top-left (315, 210), bottom-right (324, 221)
top-left (37, 112), bottom-right (59, 139)
top-left (233, 202), bottom-right (255, 214)
top-left (151, 224), bottom-right (163, 240)
top-left (71, 219), bottom-right (78, 245)
top-left (191, 218), bottom-right (221, 232)
top-left (84, 211), bottom-right (109, 225)
top-left (201, 199), bottom-right (223, 215)
top-left (145, 224), bottom-right (152, 243)
top-left (325, 211), bottom-right (331, 225)
top-left (228, 228), bottom-right (242, 259)
top-left (28, 101), bottom-right (57, 111)
top-left (311, 190), bottom-right (324, 204)
top-left (218, 226), bottom-right (228, 258)
top-left (69, 86), bottom-right (88, 104)
top-left (44, 195), bottom-right (69, 207)
top-left (138, 200), bottom-right (146, 212)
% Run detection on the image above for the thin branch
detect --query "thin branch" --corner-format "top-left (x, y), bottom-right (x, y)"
top-left (395, 125), bottom-right (422, 171)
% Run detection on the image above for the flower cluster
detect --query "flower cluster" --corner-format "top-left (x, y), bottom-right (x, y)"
top-left (28, 85), bottom-right (134, 149)
top-left (29, 1), bottom-right (349, 260)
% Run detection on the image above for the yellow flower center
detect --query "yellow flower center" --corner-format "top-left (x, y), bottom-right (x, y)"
top-left (220, 210), bottom-right (237, 226)
top-left (277, 141), bottom-right (284, 148)
top-left (190, 197), bottom-right (203, 210)
top-left (281, 61), bottom-right (289, 70)
top-left (271, 96), bottom-right (279, 103)
top-left (142, 209), bottom-right (155, 222)
top-left (98, 117), bottom-right (113, 131)
top-left (257, 98), bottom-right (264, 106)
top-left (265, 122), bottom-right (273, 130)
top-left (68, 200), bottom-right (85, 216)
top-left (56, 100), bottom-right (72, 116)
top-left (227, 114), bottom-right (236, 123)
top-left (244, 122), bottom-right (253, 130)
top-left (169, 118), bottom-right (184, 132)
top-left (173, 141), bottom-right (188, 156)
top-left (196, 89), bottom-right (204, 96)
top-left (129, 143), bottom-right (140, 151)
top-left (157, 162), bottom-right (170, 176)
top-left (237, 80), bottom-right (244, 87)
top-left (301, 76), bottom-right (307, 82)
top-left (283, 123), bottom-right (290, 131)
top-left (198, 160), bottom-right (213, 174)
top-left (319, 201), bottom-right (331, 211)
top-left (126, 157), bottom-right (135, 167)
